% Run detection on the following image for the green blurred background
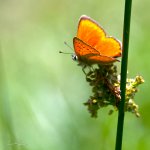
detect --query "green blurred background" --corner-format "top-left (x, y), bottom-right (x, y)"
top-left (0, 0), bottom-right (149, 150)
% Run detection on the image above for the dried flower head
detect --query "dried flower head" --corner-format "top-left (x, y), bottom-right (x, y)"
top-left (83, 64), bottom-right (144, 118)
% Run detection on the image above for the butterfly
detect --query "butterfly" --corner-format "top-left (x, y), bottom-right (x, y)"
top-left (73, 15), bottom-right (122, 65)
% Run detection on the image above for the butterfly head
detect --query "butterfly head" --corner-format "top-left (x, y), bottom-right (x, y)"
top-left (72, 54), bottom-right (78, 61)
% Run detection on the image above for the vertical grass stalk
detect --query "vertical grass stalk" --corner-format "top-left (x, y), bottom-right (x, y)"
top-left (115, 0), bottom-right (132, 149)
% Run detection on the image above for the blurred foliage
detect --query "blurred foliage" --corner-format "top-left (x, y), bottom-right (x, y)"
top-left (0, 0), bottom-right (150, 150)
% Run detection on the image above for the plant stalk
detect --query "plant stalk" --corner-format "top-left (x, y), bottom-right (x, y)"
top-left (115, 0), bottom-right (132, 149)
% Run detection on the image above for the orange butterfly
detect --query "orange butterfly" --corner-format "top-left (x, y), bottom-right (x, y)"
top-left (73, 15), bottom-right (122, 65)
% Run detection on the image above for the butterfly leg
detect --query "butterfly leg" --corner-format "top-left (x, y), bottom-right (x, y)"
top-left (82, 65), bottom-right (86, 75)
top-left (82, 65), bottom-right (93, 76)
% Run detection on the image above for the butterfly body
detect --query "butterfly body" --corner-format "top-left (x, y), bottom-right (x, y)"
top-left (73, 15), bottom-right (122, 65)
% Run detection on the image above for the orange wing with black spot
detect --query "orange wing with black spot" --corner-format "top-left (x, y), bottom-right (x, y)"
top-left (73, 37), bottom-right (117, 64)
top-left (73, 15), bottom-right (122, 64)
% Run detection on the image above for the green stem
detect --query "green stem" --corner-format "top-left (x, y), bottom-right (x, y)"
top-left (115, 0), bottom-right (132, 150)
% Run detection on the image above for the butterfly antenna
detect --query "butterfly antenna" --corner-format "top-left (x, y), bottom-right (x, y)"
top-left (59, 41), bottom-right (74, 54)
top-left (59, 51), bottom-right (73, 54)
top-left (64, 41), bottom-right (74, 51)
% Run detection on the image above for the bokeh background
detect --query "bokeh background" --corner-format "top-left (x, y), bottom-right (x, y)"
top-left (0, 0), bottom-right (149, 150)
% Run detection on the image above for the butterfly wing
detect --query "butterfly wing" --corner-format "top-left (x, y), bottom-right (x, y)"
top-left (73, 37), bottom-right (117, 64)
top-left (77, 15), bottom-right (121, 59)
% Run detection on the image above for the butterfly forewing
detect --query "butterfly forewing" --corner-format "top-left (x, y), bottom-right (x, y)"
top-left (73, 37), bottom-right (117, 64)
top-left (77, 16), bottom-right (105, 48)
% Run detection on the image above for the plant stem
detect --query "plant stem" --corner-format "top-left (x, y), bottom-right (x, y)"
top-left (115, 0), bottom-right (132, 150)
